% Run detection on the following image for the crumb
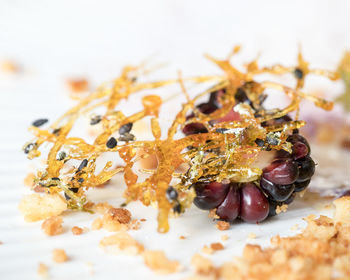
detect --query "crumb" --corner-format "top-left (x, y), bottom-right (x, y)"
top-left (19, 193), bottom-right (67, 222)
top-left (83, 201), bottom-right (95, 211)
top-left (23, 173), bottom-right (35, 187)
top-left (333, 196), bottom-right (350, 224)
top-left (128, 219), bottom-right (141, 230)
top-left (101, 208), bottom-right (131, 232)
top-left (209, 209), bottom-right (220, 219)
top-left (41, 216), bottom-right (63, 236)
top-left (323, 204), bottom-right (332, 210)
top-left (91, 217), bottom-right (103, 230)
top-left (215, 221), bottom-right (230, 231)
top-left (211, 242), bottom-right (224, 251)
top-left (33, 185), bottom-right (45, 193)
top-left (100, 232), bottom-right (144, 255)
top-left (140, 218), bottom-right (147, 222)
top-left (37, 263), bottom-right (48, 278)
top-left (247, 233), bottom-right (257, 239)
top-left (202, 245), bottom-right (213, 255)
top-left (93, 202), bottom-right (113, 214)
top-left (72, 226), bottom-right (83, 235)
top-left (0, 241), bottom-right (3, 245)
top-left (66, 78), bottom-right (89, 93)
top-left (179, 235), bottom-right (186, 240)
top-left (221, 234), bottom-right (229, 241)
top-left (142, 250), bottom-right (180, 274)
top-left (52, 249), bottom-right (68, 263)
top-left (276, 204), bottom-right (288, 214)
top-left (1, 59), bottom-right (20, 73)
top-left (191, 254), bottom-right (215, 275)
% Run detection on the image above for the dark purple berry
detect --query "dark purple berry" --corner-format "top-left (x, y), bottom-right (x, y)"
top-left (193, 182), bottom-right (230, 210)
top-left (216, 184), bottom-right (240, 222)
top-left (268, 193), bottom-right (296, 216)
top-left (296, 156), bottom-right (315, 182)
top-left (240, 183), bottom-right (269, 223)
top-left (294, 179), bottom-right (311, 192)
top-left (277, 134), bottom-right (310, 160)
top-left (263, 159), bottom-right (299, 185)
top-left (183, 123), bottom-right (208, 136)
top-left (260, 177), bottom-right (295, 202)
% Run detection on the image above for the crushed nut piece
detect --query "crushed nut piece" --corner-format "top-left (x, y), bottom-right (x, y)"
top-left (52, 249), bottom-right (68, 263)
top-left (41, 216), bottom-right (63, 236)
top-left (72, 226), bottom-right (83, 235)
top-left (216, 221), bottom-right (230, 231)
top-left (142, 250), bottom-right (180, 274)
top-left (100, 232), bottom-right (144, 255)
top-left (19, 193), bottom-right (67, 222)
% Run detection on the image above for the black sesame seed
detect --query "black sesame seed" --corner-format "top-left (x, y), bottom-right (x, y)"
top-left (118, 133), bottom-right (135, 142)
top-left (294, 68), bottom-right (304, 79)
top-left (106, 137), bottom-right (118, 149)
top-left (216, 128), bottom-right (229, 134)
top-left (77, 178), bottom-right (84, 183)
top-left (119, 123), bottom-right (133, 135)
top-left (52, 177), bottom-right (60, 181)
top-left (64, 187), bottom-right (79, 200)
top-left (77, 159), bottom-right (88, 172)
top-left (255, 138), bottom-right (265, 147)
top-left (90, 115), bottom-right (102, 125)
top-left (52, 128), bottom-right (61, 135)
top-left (24, 143), bottom-right (35, 154)
top-left (173, 203), bottom-right (182, 214)
top-left (32, 118), bottom-right (48, 127)
top-left (166, 186), bottom-right (178, 201)
top-left (57, 151), bottom-right (66, 161)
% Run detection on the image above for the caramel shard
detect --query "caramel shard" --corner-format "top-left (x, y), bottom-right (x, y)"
top-left (52, 249), bottom-right (68, 263)
top-left (216, 221), bottom-right (230, 231)
top-left (72, 226), bottom-right (83, 235)
top-left (142, 250), bottom-right (180, 274)
top-left (19, 193), bottom-right (67, 222)
top-left (41, 216), bottom-right (63, 236)
top-left (333, 196), bottom-right (350, 225)
top-left (100, 232), bottom-right (144, 255)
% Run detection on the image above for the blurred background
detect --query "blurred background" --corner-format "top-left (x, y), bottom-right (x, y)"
top-left (0, 1), bottom-right (350, 279)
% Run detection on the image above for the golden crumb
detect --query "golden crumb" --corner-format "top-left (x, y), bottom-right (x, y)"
top-left (142, 250), bottom-right (180, 274)
top-left (191, 254), bottom-right (215, 275)
top-left (23, 173), bottom-right (35, 187)
top-left (290, 224), bottom-right (299, 231)
top-left (140, 218), bottom-right (147, 222)
top-left (247, 233), bottom-right (257, 239)
top-left (91, 217), bottom-right (103, 230)
top-left (41, 216), bottom-right (63, 236)
top-left (100, 232), bottom-right (144, 256)
top-left (276, 204), bottom-right (288, 214)
top-left (211, 242), bottom-right (224, 251)
top-left (221, 234), bottom-right (229, 241)
top-left (37, 263), bottom-right (48, 278)
top-left (101, 208), bottom-right (131, 232)
top-left (90, 202), bottom-right (113, 214)
top-left (216, 221), bottom-right (230, 231)
top-left (66, 78), bottom-right (89, 93)
top-left (1, 59), bottom-right (19, 73)
top-left (71, 226), bottom-right (83, 235)
top-left (179, 235), bottom-right (186, 240)
top-left (202, 245), bottom-right (214, 255)
top-left (208, 209), bottom-right (220, 219)
top-left (333, 196), bottom-right (350, 225)
top-left (52, 249), bottom-right (68, 263)
top-left (33, 185), bottom-right (45, 193)
top-left (19, 193), bottom-right (67, 222)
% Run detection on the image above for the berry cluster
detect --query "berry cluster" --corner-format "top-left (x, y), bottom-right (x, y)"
top-left (184, 87), bottom-right (316, 223)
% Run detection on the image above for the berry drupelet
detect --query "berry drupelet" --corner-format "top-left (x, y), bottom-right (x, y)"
top-left (186, 87), bottom-right (317, 223)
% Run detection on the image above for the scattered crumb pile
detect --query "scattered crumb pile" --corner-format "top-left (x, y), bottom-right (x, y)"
top-left (188, 196), bottom-right (350, 280)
